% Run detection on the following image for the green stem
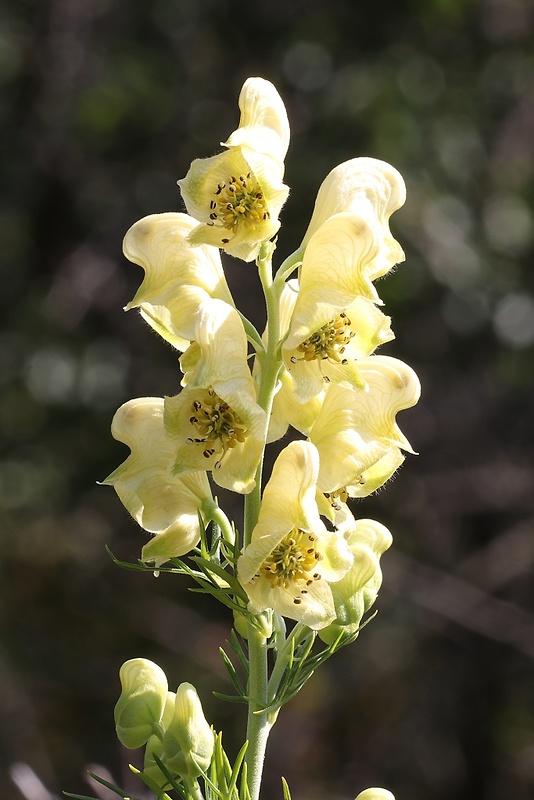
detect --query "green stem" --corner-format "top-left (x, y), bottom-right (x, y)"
top-left (238, 310), bottom-right (266, 354)
top-left (242, 241), bottom-right (285, 800)
top-left (274, 246), bottom-right (304, 285)
top-left (243, 244), bottom-right (284, 548)
top-left (267, 623), bottom-right (308, 701)
top-left (244, 621), bottom-right (273, 800)
top-left (203, 500), bottom-right (235, 547)
top-left (183, 777), bottom-right (205, 800)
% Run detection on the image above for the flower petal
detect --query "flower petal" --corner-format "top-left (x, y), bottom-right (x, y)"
top-left (102, 398), bottom-right (212, 564)
top-left (181, 148), bottom-right (287, 261)
top-left (123, 213), bottom-right (233, 348)
top-left (165, 385), bottom-right (266, 495)
top-left (309, 358), bottom-right (420, 493)
top-left (223, 77), bottom-right (290, 164)
top-left (179, 297), bottom-right (251, 389)
top-left (319, 518), bottom-right (392, 644)
top-left (285, 211), bottom-right (382, 353)
top-left (238, 441), bottom-right (353, 629)
top-left (301, 157), bottom-right (406, 278)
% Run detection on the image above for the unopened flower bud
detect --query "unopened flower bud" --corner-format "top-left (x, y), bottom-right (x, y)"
top-left (163, 682), bottom-right (215, 778)
top-left (355, 789), bottom-right (395, 800)
top-left (233, 608), bottom-right (274, 640)
top-left (114, 658), bottom-right (168, 749)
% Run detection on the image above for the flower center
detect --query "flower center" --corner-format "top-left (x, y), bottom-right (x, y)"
top-left (187, 387), bottom-right (248, 466)
top-left (292, 313), bottom-right (355, 365)
top-left (208, 172), bottom-right (270, 241)
top-left (259, 528), bottom-right (323, 603)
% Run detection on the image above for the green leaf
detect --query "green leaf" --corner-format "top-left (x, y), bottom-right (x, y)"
top-left (281, 776), bottom-right (292, 800)
top-left (64, 770), bottom-right (144, 800)
top-left (227, 741), bottom-right (249, 798)
top-left (212, 691), bottom-right (249, 704)
top-left (151, 755), bottom-right (188, 798)
top-left (219, 646), bottom-right (247, 697)
top-left (227, 629), bottom-right (250, 679)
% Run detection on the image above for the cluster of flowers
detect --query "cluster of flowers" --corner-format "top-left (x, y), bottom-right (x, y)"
top-left (105, 77), bottom-right (420, 797)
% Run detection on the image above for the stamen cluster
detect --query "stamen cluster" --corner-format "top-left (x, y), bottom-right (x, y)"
top-left (188, 387), bottom-right (248, 463)
top-left (293, 313), bottom-right (355, 364)
top-left (259, 528), bottom-right (322, 599)
top-left (208, 173), bottom-right (270, 241)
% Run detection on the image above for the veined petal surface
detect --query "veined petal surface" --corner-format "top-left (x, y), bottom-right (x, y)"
top-left (286, 211), bottom-right (382, 354)
top-left (178, 77), bottom-right (290, 262)
top-left (123, 212), bottom-right (233, 349)
top-left (309, 357), bottom-right (420, 494)
top-left (301, 157), bottom-right (406, 278)
top-left (223, 76), bottom-right (290, 164)
top-left (103, 397), bottom-right (212, 565)
top-left (238, 441), bottom-right (353, 629)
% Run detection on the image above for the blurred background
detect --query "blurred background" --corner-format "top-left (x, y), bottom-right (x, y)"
top-left (1, 0), bottom-right (533, 798)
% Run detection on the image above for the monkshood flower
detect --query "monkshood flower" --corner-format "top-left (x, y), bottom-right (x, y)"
top-left (165, 298), bottom-right (267, 493)
top-left (308, 355), bottom-right (421, 500)
top-left (123, 212), bottom-right (234, 351)
top-left (178, 77), bottom-right (290, 261)
top-left (237, 440), bottom-right (353, 629)
top-left (162, 682), bottom-right (215, 779)
top-left (114, 658), bottom-right (168, 749)
top-left (301, 156), bottom-right (406, 279)
top-left (282, 272), bottom-right (394, 402)
top-left (103, 397), bottom-right (212, 566)
top-left (319, 518), bottom-right (392, 645)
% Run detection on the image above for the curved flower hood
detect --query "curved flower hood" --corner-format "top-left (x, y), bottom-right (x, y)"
top-left (178, 77), bottom-right (290, 262)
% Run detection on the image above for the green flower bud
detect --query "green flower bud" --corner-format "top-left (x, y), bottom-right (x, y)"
top-left (233, 608), bottom-right (273, 640)
top-left (355, 789), bottom-right (395, 800)
top-left (114, 658), bottom-right (168, 749)
top-left (163, 682), bottom-right (215, 778)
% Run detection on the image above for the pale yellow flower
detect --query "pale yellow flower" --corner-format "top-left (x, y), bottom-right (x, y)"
top-left (308, 356), bottom-right (420, 497)
top-left (178, 77), bottom-right (290, 262)
top-left (301, 157), bottom-right (406, 279)
top-left (163, 683), bottom-right (215, 779)
top-left (319, 518), bottom-right (392, 644)
top-left (103, 397), bottom-right (212, 566)
top-left (123, 212), bottom-right (233, 350)
top-left (165, 385), bottom-right (266, 494)
top-left (114, 658), bottom-right (168, 749)
top-left (238, 441), bottom-right (353, 629)
top-left (282, 213), bottom-right (398, 402)
top-left (285, 289), bottom-right (394, 403)
top-left (164, 299), bottom-right (267, 494)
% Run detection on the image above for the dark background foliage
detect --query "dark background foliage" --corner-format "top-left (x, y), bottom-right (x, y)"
top-left (1, 1), bottom-right (533, 799)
